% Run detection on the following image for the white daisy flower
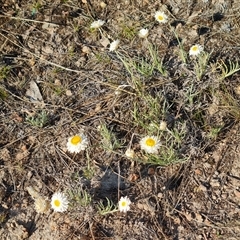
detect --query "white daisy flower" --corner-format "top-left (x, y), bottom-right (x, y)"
top-left (67, 133), bottom-right (88, 153)
top-left (118, 196), bottom-right (131, 213)
top-left (90, 19), bottom-right (105, 29)
top-left (189, 44), bottom-right (204, 56)
top-left (140, 135), bottom-right (161, 154)
top-left (138, 28), bottom-right (149, 38)
top-left (155, 11), bottom-right (168, 23)
top-left (51, 192), bottom-right (69, 212)
top-left (109, 39), bottom-right (120, 52)
top-left (125, 148), bottom-right (135, 159)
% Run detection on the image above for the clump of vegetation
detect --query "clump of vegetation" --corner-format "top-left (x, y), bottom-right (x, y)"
top-left (0, 87), bottom-right (8, 100)
top-left (0, 66), bottom-right (10, 80)
top-left (25, 111), bottom-right (48, 128)
top-left (68, 189), bottom-right (92, 208)
top-left (97, 197), bottom-right (118, 215)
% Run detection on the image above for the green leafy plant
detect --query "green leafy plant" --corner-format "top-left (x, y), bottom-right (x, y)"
top-left (218, 89), bottom-right (240, 121)
top-left (117, 44), bottom-right (167, 80)
top-left (132, 94), bottom-right (167, 133)
top-left (148, 44), bottom-right (168, 76)
top-left (31, 1), bottom-right (42, 16)
top-left (26, 111), bottom-right (48, 128)
top-left (194, 51), bottom-right (211, 80)
top-left (68, 189), bottom-right (92, 207)
top-left (0, 212), bottom-right (7, 225)
top-left (132, 90), bottom-right (187, 165)
top-left (132, 57), bottom-right (155, 77)
top-left (95, 53), bottom-right (111, 64)
top-left (144, 124), bottom-right (187, 165)
top-left (0, 87), bottom-right (8, 100)
top-left (97, 197), bottom-right (118, 215)
top-left (207, 126), bottom-right (222, 140)
top-left (172, 30), bottom-right (187, 64)
top-left (218, 60), bottom-right (240, 80)
top-left (82, 152), bottom-right (95, 180)
top-left (98, 122), bottom-right (121, 151)
top-left (143, 149), bottom-right (186, 166)
top-left (121, 24), bottom-right (136, 40)
top-left (0, 66), bottom-right (10, 80)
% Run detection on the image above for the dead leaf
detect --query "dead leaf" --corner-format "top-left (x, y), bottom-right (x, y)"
top-left (82, 46), bottom-right (91, 54)
top-left (174, 217), bottom-right (181, 224)
top-left (136, 201), bottom-right (154, 213)
top-left (95, 103), bottom-right (101, 112)
top-left (198, 184), bottom-right (208, 192)
top-left (11, 112), bottom-right (23, 122)
top-left (99, 37), bottom-right (110, 48)
top-left (148, 167), bottom-right (155, 175)
top-left (194, 169), bottom-right (202, 175)
top-left (21, 145), bottom-right (27, 151)
top-left (42, 45), bottom-right (53, 54)
top-left (186, 10), bottom-right (202, 24)
top-left (234, 85), bottom-right (240, 95)
top-left (26, 80), bottom-right (44, 106)
top-left (185, 213), bottom-right (192, 221)
top-left (0, 148), bottom-right (11, 161)
top-left (234, 190), bottom-right (240, 199)
top-left (16, 144), bottom-right (29, 161)
top-left (195, 213), bottom-right (203, 222)
top-left (28, 57), bottom-right (36, 66)
top-left (128, 173), bottom-right (139, 182)
top-left (186, 28), bottom-right (198, 39)
top-left (42, 22), bottom-right (59, 30)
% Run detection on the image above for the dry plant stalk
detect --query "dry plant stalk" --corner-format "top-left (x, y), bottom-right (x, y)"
top-left (26, 186), bottom-right (50, 214)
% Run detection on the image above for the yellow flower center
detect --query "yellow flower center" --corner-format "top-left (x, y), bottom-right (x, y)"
top-left (192, 46), bottom-right (198, 52)
top-left (71, 135), bottom-right (82, 145)
top-left (121, 201), bottom-right (127, 207)
top-left (145, 138), bottom-right (156, 147)
top-left (54, 199), bottom-right (61, 207)
top-left (158, 15), bottom-right (164, 21)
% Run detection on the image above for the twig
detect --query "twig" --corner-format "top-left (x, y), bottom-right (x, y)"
top-left (0, 14), bottom-right (61, 27)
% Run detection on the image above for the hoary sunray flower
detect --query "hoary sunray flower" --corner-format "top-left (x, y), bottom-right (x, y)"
top-left (109, 39), bottom-right (120, 51)
top-left (140, 135), bottom-right (161, 154)
top-left (90, 19), bottom-right (105, 29)
top-left (138, 28), bottom-right (149, 38)
top-left (155, 11), bottom-right (168, 23)
top-left (118, 196), bottom-right (131, 213)
top-left (189, 44), bottom-right (204, 56)
top-left (51, 192), bottom-right (69, 212)
top-left (67, 133), bottom-right (88, 153)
